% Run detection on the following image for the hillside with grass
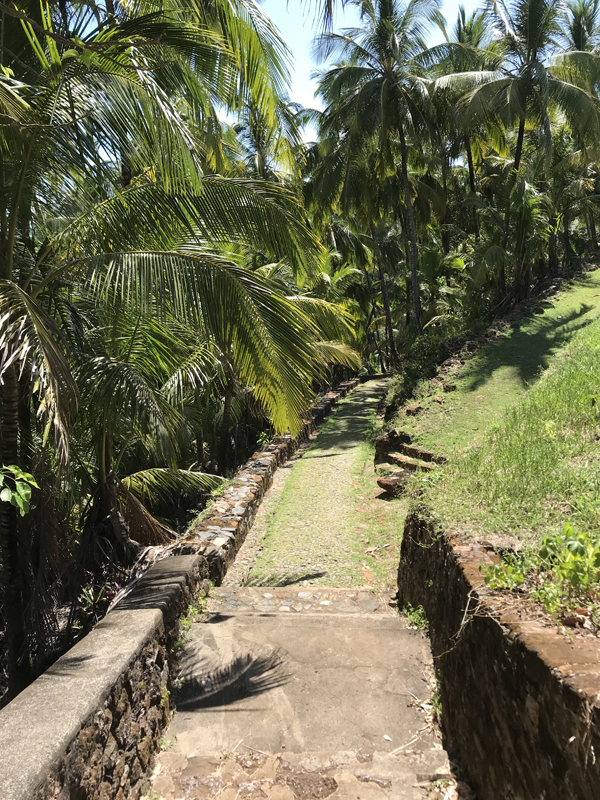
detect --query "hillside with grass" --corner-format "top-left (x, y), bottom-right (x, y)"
top-left (397, 274), bottom-right (600, 631)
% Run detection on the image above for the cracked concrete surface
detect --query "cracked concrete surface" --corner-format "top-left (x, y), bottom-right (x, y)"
top-left (150, 607), bottom-right (448, 799)
top-left (147, 383), bottom-right (450, 800)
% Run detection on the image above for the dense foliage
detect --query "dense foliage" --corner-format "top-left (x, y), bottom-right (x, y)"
top-left (3, 0), bottom-right (600, 698)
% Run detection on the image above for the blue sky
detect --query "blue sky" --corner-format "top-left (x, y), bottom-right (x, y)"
top-left (261, 0), bottom-right (480, 112)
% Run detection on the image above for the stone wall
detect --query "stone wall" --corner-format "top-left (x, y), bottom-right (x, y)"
top-left (0, 379), bottom-right (361, 800)
top-left (0, 555), bottom-right (209, 800)
top-left (397, 509), bottom-right (600, 800)
top-left (178, 379), bottom-right (360, 584)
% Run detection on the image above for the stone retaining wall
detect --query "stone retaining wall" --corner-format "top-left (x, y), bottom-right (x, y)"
top-left (397, 509), bottom-right (600, 800)
top-left (178, 379), bottom-right (361, 584)
top-left (0, 379), bottom-right (361, 800)
top-left (0, 556), bottom-right (209, 800)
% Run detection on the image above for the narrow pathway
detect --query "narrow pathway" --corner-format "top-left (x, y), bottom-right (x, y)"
top-left (148, 382), bottom-right (448, 800)
top-left (229, 380), bottom-right (406, 592)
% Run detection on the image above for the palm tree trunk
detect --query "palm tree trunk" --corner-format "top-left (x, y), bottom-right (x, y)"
top-left (441, 150), bottom-right (449, 255)
top-left (0, 364), bottom-right (32, 697)
top-left (588, 211), bottom-right (598, 251)
top-left (549, 221), bottom-right (558, 276)
top-left (465, 136), bottom-right (479, 240)
top-left (398, 123), bottom-right (423, 336)
top-left (219, 378), bottom-right (234, 472)
top-left (18, 372), bottom-right (33, 472)
top-left (514, 116), bottom-right (526, 172)
top-left (563, 214), bottom-right (573, 270)
top-left (369, 221), bottom-right (398, 367)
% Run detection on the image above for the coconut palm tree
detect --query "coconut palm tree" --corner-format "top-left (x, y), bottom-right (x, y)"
top-left (442, 0), bottom-right (599, 172)
top-left (0, 0), bottom-right (335, 697)
top-left (560, 0), bottom-right (600, 51)
top-left (314, 0), bottom-right (444, 336)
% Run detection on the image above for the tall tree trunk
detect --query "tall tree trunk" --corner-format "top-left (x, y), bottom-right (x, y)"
top-left (589, 210), bottom-right (598, 251)
top-left (514, 116), bottom-right (526, 172)
top-left (465, 136), bottom-right (479, 240)
top-left (398, 123), bottom-right (423, 336)
top-left (563, 214), bottom-right (573, 270)
top-left (369, 221), bottom-right (398, 367)
top-left (441, 150), bottom-right (450, 255)
top-left (18, 373), bottom-right (32, 472)
top-left (549, 221), bottom-right (558, 276)
top-left (0, 364), bottom-right (32, 697)
top-left (499, 118), bottom-right (526, 299)
top-left (219, 378), bottom-right (234, 472)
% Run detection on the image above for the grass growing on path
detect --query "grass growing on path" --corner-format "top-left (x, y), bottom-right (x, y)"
top-left (395, 270), bottom-right (600, 455)
top-left (247, 380), bottom-right (406, 590)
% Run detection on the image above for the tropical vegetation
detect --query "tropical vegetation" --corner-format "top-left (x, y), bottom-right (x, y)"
top-left (4, 0), bottom-right (600, 698)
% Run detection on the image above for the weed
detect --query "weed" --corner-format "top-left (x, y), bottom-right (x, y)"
top-left (159, 734), bottom-right (177, 751)
top-left (159, 687), bottom-right (171, 708)
top-left (256, 430), bottom-right (271, 448)
top-left (401, 602), bottom-right (429, 631)
top-left (140, 789), bottom-right (162, 800)
top-left (430, 680), bottom-right (443, 724)
top-left (481, 521), bottom-right (600, 624)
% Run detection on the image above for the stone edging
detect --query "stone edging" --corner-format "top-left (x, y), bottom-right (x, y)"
top-left (177, 379), bottom-right (361, 584)
top-left (397, 510), bottom-right (600, 800)
top-left (0, 379), bottom-right (362, 800)
top-left (0, 555), bottom-right (209, 800)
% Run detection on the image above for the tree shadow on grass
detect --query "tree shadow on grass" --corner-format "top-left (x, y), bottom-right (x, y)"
top-left (462, 303), bottom-right (596, 394)
top-left (175, 647), bottom-right (289, 711)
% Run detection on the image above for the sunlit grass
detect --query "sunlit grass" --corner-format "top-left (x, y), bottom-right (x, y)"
top-left (433, 314), bottom-right (600, 542)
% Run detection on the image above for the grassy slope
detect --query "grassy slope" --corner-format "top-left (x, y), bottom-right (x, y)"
top-left (396, 271), bottom-right (600, 455)
top-left (398, 269), bottom-right (600, 546)
top-left (432, 312), bottom-right (600, 543)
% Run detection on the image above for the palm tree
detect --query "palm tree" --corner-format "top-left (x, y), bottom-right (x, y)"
top-left (307, 130), bottom-right (402, 362)
top-left (0, 0), bottom-right (334, 697)
top-left (444, 0), bottom-right (599, 172)
top-left (314, 0), bottom-right (443, 336)
top-left (560, 0), bottom-right (600, 51)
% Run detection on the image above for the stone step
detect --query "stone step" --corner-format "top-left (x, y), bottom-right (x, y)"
top-left (381, 453), bottom-right (437, 472)
top-left (208, 586), bottom-right (397, 616)
top-left (398, 444), bottom-right (447, 464)
top-left (377, 474), bottom-right (409, 497)
top-left (150, 747), bottom-right (452, 799)
top-left (150, 607), bottom-right (450, 800)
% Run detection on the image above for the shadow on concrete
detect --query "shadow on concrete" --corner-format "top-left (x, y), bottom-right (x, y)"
top-left (45, 654), bottom-right (94, 676)
top-left (245, 571), bottom-right (327, 587)
top-left (175, 648), bottom-right (289, 711)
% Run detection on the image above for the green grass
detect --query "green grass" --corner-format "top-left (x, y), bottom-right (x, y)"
top-left (394, 271), bottom-right (600, 455)
top-left (432, 311), bottom-right (600, 543)
top-left (246, 381), bottom-right (406, 590)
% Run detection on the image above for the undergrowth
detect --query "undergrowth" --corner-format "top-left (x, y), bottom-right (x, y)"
top-left (481, 522), bottom-right (600, 630)
top-left (384, 319), bottom-right (483, 414)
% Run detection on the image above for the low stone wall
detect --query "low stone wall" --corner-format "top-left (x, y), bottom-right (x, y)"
top-left (397, 509), bottom-right (600, 800)
top-left (0, 555), bottom-right (209, 800)
top-left (178, 379), bottom-right (361, 583)
top-left (0, 379), bottom-right (362, 800)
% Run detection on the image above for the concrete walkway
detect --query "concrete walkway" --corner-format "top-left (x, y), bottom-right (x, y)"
top-left (148, 382), bottom-right (449, 800)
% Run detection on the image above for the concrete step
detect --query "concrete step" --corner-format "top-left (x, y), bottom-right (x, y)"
top-left (150, 603), bottom-right (449, 800)
top-left (208, 586), bottom-right (397, 616)
top-left (380, 453), bottom-right (437, 472)
top-left (151, 747), bottom-right (451, 799)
